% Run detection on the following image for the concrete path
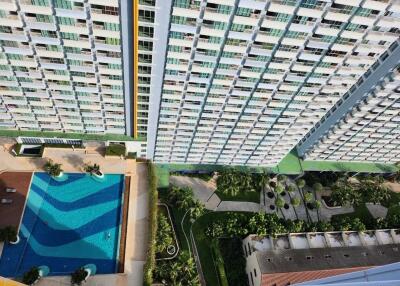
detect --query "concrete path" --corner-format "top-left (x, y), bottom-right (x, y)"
top-left (170, 175), bottom-right (222, 210)
top-left (124, 163), bottom-right (149, 286)
top-left (366, 203), bottom-right (388, 219)
top-left (170, 176), bottom-right (216, 203)
top-left (170, 176), bottom-right (264, 212)
top-left (215, 201), bottom-right (261, 212)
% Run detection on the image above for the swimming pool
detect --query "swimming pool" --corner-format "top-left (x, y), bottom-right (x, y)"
top-left (0, 172), bottom-right (125, 277)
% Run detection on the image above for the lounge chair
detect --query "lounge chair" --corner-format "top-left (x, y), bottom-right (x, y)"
top-left (5, 188), bottom-right (16, 193)
top-left (1, 198), bottom-right (12, 204)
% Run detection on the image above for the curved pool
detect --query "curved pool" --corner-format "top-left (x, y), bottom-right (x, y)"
top-left (0, 172), bottom-right (125, 277)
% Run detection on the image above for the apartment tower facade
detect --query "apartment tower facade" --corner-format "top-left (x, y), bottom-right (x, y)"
top-left (147, 0), bottom-right (400, 166)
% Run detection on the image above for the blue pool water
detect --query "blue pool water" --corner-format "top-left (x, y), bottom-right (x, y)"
top-left (0, 172), bottom-right (125, 277)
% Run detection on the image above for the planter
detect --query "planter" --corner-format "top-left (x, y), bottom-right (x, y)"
top-left (306, 202), bottom-right (315, 210)
top-left (321, 196), bottom-right (343, 209)
top-left (167, 245), bottom-right (176, 255)
top-left (9, 234), bottom-right (20, 245)
top-left (269, 205), bottom-right (275, 210)
top-left (284, 203), bottom-right (289, 210)
top-left (267, 192), bottom-right (274, 199)
top-left (93, 171), bottom-right (104, 179)
top-left (281, 191), bottom-right (286, 197)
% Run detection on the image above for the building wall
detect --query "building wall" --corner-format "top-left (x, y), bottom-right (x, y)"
top-left (243, 235), bottom-right (262, 286)
top-left (302, 64), bottom-right (400, 163)
top-left (151, 0), bottom-right (400, 166)
top-left (137, 0), bottom-right (157, 141)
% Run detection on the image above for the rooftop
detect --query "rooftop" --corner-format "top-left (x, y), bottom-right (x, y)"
top-left (257, 244), bottom-right (400, 274)
top-left (247, 229), bottom-right (400, 275)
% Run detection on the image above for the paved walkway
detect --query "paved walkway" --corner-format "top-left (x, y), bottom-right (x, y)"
top-left (0, 145), bottom-right (127, 174)
top-left (170, 176), bottom-right (263, 212)
top-left (170, 176), bottom-right (222, 210)
top-left (366, 203), bottom-right (388, 219)
top-left (215, 201), bottom-right (261, 212)
top-left (124, 163), bottom-right (149, 286)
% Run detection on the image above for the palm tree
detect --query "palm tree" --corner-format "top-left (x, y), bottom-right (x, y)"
top-left (313, 183), bottom-right (323, 193)
top-left (290, 197), bottom-right (301, 220)
top-left (275, 196), bottom-right (285, 219)
top-left (22, 267), bottom-right (40, 285)
top-left (287, 185), bottom-right (296, 193)
top-left (274, 183), bottom-right (284, 195)
top-left (84, 163), bottom-right (103, 177)
top-left (189, 200), bottom-right (205, 220)
top-left (71, 268), bottom-right (87, 285)
top-left (44, 159), bottom-right (63, 177)
top-left (314, 200), bottom-right (322, 222)
top-left (296, 179), bottom-right (306, 189)
top-left (304, 192), bottom-right (314, 203)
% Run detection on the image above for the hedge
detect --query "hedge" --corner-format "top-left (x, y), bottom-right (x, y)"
top-left (105, 144), bottom-right (126, 156)
top-left (143, 161), bottom-right (158, 286)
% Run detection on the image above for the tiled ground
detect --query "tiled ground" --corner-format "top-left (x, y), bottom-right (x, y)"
top-left (0, 172), bottom-right (32, 229)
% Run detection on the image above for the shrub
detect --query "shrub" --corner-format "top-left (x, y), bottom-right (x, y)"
top-left (22, 267), bottom-right (40, 285)
top-left (274, 183), bottom-right (284, 195)
top-left (360, 180), bottom-right (391, 204)
top-left (0, 226), bottom-right (17, 243)
top-left (205, 222), bottom-right (224, 238)
top-left (287, 185), bottom-right (296, 193)
top-left (71, 268), bottom-right (87, 285)
top-left (313, 183), bottom-right (323, 192)
top-left (44, 159), bottom-right (63, 177)
top-left (153, 251), bottom-right (199, 285)
top-left (304, 192), bottom-right (314, 203)
top-left (331, 217), bottom-right (366, 231)
top-left (105, 144), bottom-right (126, 156)
top-left (155, 213), bottom-right (173, 254)
top-left (331, 182), bottom-right (361, 206)
top-left (275, 196), bottom-right (285, 209)
top-left (143, 162), bottom-right (158, 286)
top-left (296, 179), bottom-right (306, 189)
top-left (291, 197), bottom-right (301, 207)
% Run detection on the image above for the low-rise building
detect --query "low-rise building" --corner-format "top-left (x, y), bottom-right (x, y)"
top-left (243, 229), bottom-right (400, 286)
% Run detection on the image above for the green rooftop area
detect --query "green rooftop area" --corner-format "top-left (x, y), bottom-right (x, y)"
top-left (156, 149), bottom-right (399, 187)
top-left (0, 129), bottom-right (146, 142)
top-left (276, 150), bottom-right (398, 174)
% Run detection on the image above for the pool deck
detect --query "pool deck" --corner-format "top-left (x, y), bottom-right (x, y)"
top-left (0, 172), bottom-right (32, 230)
top-left (0, 143), bottom-right (149, 286)
top-left (35, 163), bottom-right (148, 286)
top-left (0, 144), bottom-right (127, 174)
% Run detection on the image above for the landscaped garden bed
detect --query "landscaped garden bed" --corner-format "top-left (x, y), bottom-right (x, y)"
top-left (156, 204), bottom-right (179, 259)
top-left (214, 168), bottom-right (267, 203)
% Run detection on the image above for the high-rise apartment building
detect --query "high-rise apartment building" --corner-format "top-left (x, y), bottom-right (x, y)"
top-left (299, 62), bottom-right (400, 163)
top-left (1, 0), bottom-right (400, 167)
top-left (147, 0), bottom-right (400, 166)
top-left (0, 0), bottom-right (143, 137)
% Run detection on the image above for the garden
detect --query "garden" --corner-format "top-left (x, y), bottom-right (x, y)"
top-left (149, 168), bottom-right (400, 286)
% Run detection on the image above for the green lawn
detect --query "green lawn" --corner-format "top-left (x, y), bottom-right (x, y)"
top-left (214, 189), bottom-right (260, 203)
top-left (192, 212), bottom-right (253, 286)
top-left (331, 203), bottom-right (376, 229)
top-left (275, 150), bottom-right (303, 174)
top-left (301, 160), bottom-right (397, 173)
top-left (156, 165), bottom-right (170, 189)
